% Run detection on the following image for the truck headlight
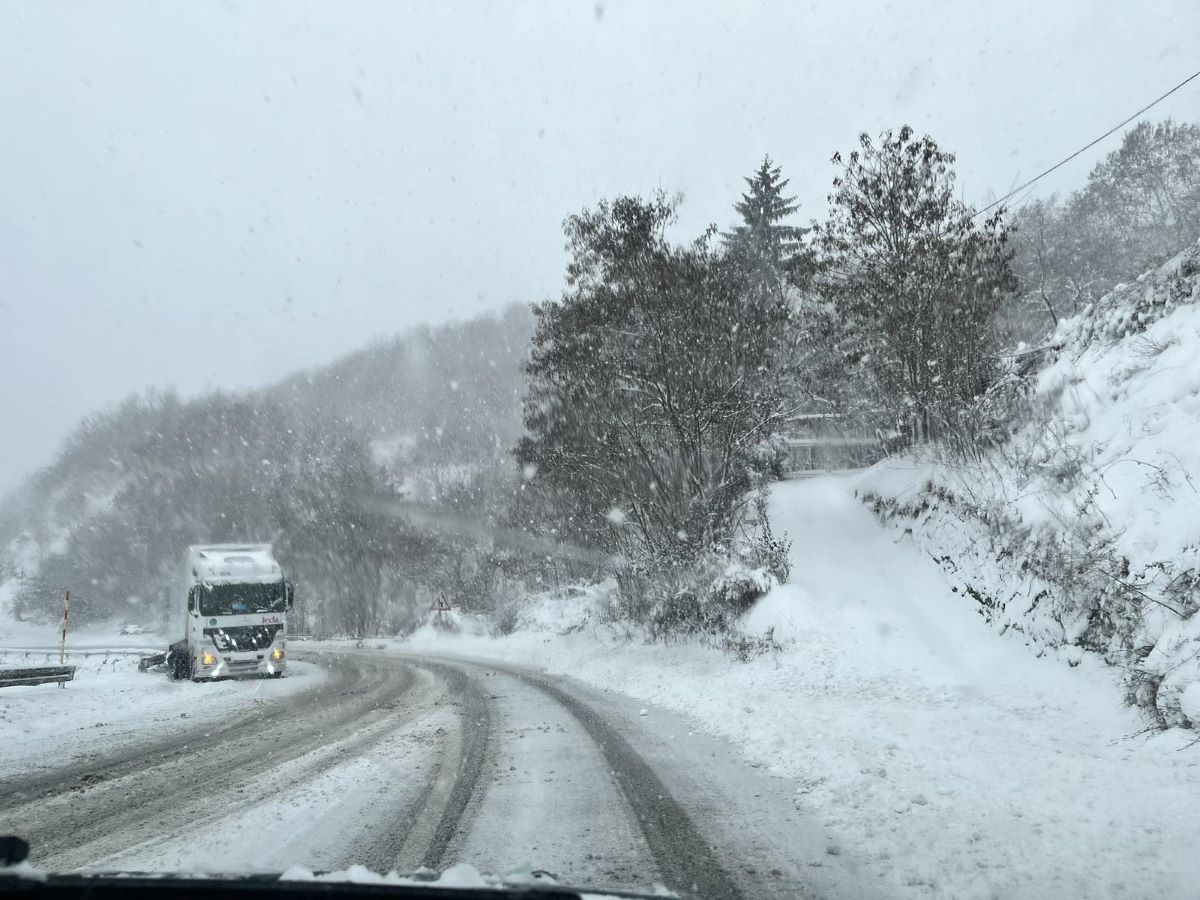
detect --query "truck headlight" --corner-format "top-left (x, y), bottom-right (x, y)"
top-left (200, 652), bottom-right (216, 666)
top-left (270, 648), bottom-right (285, 661)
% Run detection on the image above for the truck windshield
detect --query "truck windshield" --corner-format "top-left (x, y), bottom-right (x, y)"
top-left (197, 582), bottom-right (285, 616)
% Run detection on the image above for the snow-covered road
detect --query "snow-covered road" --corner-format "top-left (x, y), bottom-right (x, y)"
top-left (394, 473), bottom-right (1200, 899)
top-left (0, 649), bottom-right (884, 899)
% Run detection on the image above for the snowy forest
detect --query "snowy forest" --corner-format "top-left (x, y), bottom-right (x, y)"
top-left (3, 118), bottom-right (1200, 720)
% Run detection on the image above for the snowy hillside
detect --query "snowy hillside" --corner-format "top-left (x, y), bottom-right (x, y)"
top-left (859, 240), bottom-right (1200, 727)
top-left (0, 307), bottom-right (531, 634)
top-left (394, 473), bottom-right (1200, 899)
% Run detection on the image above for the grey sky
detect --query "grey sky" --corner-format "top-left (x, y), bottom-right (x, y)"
top-left (1, 0), bottom-right (1197, 498)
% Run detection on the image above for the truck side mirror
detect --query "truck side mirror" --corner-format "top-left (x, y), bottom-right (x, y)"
top-left (285, 581), bottom-right (295, 610)
top-left (187, 587), bottom-right (197, 613)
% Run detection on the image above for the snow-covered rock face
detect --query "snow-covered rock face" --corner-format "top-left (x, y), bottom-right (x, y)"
top-left (862, 240), bottom-right (1200, 728)
top-left (1052, 242), bottom-right (1200, 350)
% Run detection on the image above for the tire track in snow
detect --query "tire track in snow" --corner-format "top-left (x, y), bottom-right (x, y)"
top-left (0, 656), bottom-right (364, 803)
top-left (356, 659), bottom-right (491, 873)
top-left (0, 652), bottom-right (428, 866)
top-left (418, 662), bottom-right (490, 870)
top-left (5, 648), bottom-right (803, 898)
top-left (415, 656), bottom-right (744, 900)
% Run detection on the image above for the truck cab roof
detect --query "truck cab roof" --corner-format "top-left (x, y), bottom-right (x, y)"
top-left (189, 544), bottom-right (282, 584)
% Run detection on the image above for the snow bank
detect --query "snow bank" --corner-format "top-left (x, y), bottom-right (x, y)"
top-left (393, 474), bottom-right (1200, 899)
top-left (859, 241), bottom-right (1200, 727)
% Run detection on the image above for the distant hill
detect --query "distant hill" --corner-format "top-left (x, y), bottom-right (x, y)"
top-left (269, 304), bottom-right (532, 469)
top-left (0, 304), bottom-right (534, 633)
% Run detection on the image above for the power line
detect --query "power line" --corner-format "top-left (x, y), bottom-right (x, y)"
top-left (975, 68), bottom-right (1200, 218)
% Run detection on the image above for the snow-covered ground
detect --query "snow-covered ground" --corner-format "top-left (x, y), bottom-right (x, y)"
top-left (0, 645), bottom-right (326, 778)
top-left (398, 472), bottom-right (1200, 900)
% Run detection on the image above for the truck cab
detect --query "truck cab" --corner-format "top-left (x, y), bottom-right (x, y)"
top-left (169, 544), bottom-right (293, 681)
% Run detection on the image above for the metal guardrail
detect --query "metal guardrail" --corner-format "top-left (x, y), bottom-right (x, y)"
top-left (0, 665), bottom-right (77, 688)
top-left (0, 647), bottom-right (159, 658)
top-left (783, 436), bottom-right (882, 447)
top-left (0, 647), bottom-right (162, 682)
top-left (781, 438), bottom-right (884, 474)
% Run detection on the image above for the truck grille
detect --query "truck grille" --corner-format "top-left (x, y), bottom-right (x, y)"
top-left (205, 624), bottom-right (281, 652)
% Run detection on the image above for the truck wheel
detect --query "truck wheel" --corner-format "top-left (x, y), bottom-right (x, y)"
top-left (167, 649), bottom-right (193, 681)
top-left (271, 671), bottom-right (283, 679)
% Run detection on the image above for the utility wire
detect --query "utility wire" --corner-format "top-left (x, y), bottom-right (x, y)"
top-left (975, 68), bottom-right (1200, 218)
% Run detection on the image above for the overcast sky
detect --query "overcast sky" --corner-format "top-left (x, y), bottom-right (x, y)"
top-left (1, 0), bottom-right (1197, 497)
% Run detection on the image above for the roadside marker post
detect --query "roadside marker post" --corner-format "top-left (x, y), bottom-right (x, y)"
top-left (58, 590), bottom-right (71, 689)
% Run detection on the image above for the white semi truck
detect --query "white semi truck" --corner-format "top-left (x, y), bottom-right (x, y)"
top-left (163, 544), bottom-right (294, 681)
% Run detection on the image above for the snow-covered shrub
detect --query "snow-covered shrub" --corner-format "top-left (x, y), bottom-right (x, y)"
top-left (745, 493), bottom-right (792, 582)
top-left (707, 563), bottom-right (773, 615)
top-left (963, 364), bottom-right (1038, 451)
top-left (649, 588), bottom-right (708, 638)
top-left (647, 562), bottom-right (772, 641)
top-left (1139, 613), bottom-right (1200, 728)
top-left (747, 433), bottom-right (790, 484)
top-left (719, 626), bottom-right (781, 662)
top-left (611, 562), bottom-right (658, 626)
top-left (614, 552), bottom-right (773, 642)
top-left (491, 601), bottom-right (522, 637)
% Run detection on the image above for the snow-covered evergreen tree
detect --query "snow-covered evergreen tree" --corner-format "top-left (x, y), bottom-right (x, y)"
top-left (725, 156), bottom-right (810, 294)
